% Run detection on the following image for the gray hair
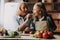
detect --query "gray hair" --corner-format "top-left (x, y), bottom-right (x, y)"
top-left (19, 2), bottom-right (28, 10)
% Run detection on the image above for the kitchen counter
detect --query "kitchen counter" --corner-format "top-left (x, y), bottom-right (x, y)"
top-left (0, 34), bottom-right (60, 40)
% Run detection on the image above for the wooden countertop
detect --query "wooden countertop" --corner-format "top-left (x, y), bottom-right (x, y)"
top-left (0, 34), bottom-right (60, 40)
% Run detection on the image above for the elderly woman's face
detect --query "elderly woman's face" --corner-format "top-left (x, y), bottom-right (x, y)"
top-left (33, 6), bottom-right (41, 16)
top-left (19, 3), bottom-right (28, 16)
top-left (20, 4), bottom-right (28, 13)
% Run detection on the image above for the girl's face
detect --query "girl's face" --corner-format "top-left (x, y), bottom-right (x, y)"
top-left (33, 6), bottom-right (41, 17)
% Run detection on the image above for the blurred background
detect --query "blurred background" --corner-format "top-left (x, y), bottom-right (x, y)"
top-left (0, 0), bottom-right (60, 32)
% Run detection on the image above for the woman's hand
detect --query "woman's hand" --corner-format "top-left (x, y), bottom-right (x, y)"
top-left (26, 14), bottom-right (32, 20)
top-left (24, 27), bottom-right (30, 33)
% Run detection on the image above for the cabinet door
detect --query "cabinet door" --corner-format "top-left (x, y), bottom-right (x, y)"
top-left (45, 0), bottom-right (53, 3)
top-left (58, 0), bottom-right (60, 3)
top-left (45, 5), bottom-right (53, 11)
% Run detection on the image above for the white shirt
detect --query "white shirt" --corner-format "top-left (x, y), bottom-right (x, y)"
top-left (39, 16), bottom-right (44, 21)
top-left (4, 14), bottom-right (24, 33)
top-left (16, 15), bottom-right (24, 25)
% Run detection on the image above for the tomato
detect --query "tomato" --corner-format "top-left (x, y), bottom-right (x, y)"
top-left (36, 32), bottom-right (42, 38)
top-left (29, 31), bottom-right (34, 34)
top-left (44, 30), bottom-right (48, 33)
top-left (40, 30), bottom-right (44, 34)
top-left (48, 32), bottom-right (53, 37)
top-left (43, 32), bottom-right (49, 39)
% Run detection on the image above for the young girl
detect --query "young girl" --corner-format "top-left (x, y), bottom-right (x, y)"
top-left (31, 2), bottom-right (56, 32)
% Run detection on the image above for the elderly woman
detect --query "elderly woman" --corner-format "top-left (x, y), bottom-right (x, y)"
top-left (31, 2), bottom-right (57, 32)
top-left (4, 2), bottom-right (34, 34)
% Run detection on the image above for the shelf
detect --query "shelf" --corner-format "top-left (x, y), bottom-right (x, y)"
top-left (43, 2), bottom-right (60, 4)
top-left (28, 10), bottom-right (60, 13)
top-left (54, 19), bottom-right (60, 20)
top-left (47, 10), bottom-right (60, 13)
top-left (43, 3), bottom-right (53, 5)
top-left (27, 2), bottom-right (60, 5)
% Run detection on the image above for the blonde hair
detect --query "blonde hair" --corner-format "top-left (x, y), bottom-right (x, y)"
top-left (33, 2), bottom-right (45, 16)
top-left (33, 2), bottom-right (42, 9)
